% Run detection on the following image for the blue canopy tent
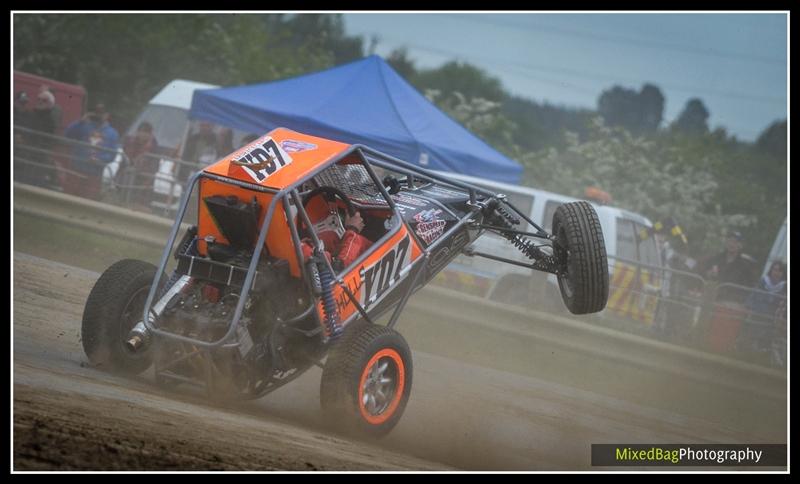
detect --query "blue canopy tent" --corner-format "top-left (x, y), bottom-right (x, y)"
top-left (189, 55), bottom-right (523, 183)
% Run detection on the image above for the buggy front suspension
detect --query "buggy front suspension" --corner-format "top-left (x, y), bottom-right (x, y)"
top-left (465, 198), bottom-right (564, 275)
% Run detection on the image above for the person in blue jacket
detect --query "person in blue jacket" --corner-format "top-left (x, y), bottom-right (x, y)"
top-left (64, 104), bottom-right (119, 199)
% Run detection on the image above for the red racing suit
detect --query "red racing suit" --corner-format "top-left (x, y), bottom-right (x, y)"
top-left (300, 210), bottom-right (372, 268)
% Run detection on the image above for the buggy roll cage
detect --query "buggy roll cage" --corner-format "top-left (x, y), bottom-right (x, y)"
top-left (140, 144), bottom-right (555, 350)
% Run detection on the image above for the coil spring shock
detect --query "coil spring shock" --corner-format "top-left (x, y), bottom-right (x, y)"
top-left (491, 202), bottom-right (540, 259)
top-left (487, 199), bottom-right (561, 273)
top-left (317, 262), bottom-right (343, 340)
top-left (494, 203), bottom-right (520, 226)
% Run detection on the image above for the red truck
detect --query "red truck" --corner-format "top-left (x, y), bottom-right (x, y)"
top-left (14, 70), bottom-right (87, 134)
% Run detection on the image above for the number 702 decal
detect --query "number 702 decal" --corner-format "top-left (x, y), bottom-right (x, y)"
top-left (359, 235), bottom-right (411, 306)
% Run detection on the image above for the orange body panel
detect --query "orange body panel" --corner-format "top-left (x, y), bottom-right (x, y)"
top-left (204, 128), bottom-right (351, 190)
top-left (199, 126), bottom-right (432, 333)
top-left (319, 224), bottom-right (423, 329)
top-left (196, 177), bottom-right (300, 277)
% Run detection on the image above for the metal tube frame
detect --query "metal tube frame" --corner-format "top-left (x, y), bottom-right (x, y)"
top-left (139, 143), bottom-right (542, 350)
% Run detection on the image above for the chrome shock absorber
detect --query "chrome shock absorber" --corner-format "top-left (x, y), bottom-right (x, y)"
top-left (485, 199), bottom-right (561, 274)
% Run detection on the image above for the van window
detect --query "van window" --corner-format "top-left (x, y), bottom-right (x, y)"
top-left (633, 222), bottom-right (661, 267)
top-left (616, 218), bottom-right (638, 262)
top-left (504, 192), bottom-right (534, 230)
top-left (543, 201), bottom-right (562, 232)
top-left (126, 105), bottom-right (189, 152)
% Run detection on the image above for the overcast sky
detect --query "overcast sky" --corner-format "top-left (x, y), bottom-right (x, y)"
top-left (343, 13), bottom-right (788, 141)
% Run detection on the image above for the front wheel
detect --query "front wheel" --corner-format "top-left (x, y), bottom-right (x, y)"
top-left (81, 259), bottom-right (157, 375)
top-left (320, 321), bottom-right (413, 438)
top-left (552, 201), bottom-right (609, 314)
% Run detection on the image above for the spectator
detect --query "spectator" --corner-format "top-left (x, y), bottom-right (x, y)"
top-left (64, 104), bottom-right (120, 200)
top-left (180, 121), bottom-right (219, 182)
top-left (18, 90), bottom-right (61, 187)
top-left (218, 127), bottom-right (234, 157)
top-left (771, 296), bottom-right (787, 368)
top-left (122, 121), bottom-right (161, 208)
top-left (37, 84), bottom-right (62, 132)
top-left (699, 230), bottom-right (757, 301)
top-left (14, 91), bottom-right (32, 146)
top-left (14, 91), bottom-right (35, 184)
top-left (740, 261), bottom-right (787, 354)
top-left (14, 91), bottom-right (31, 129)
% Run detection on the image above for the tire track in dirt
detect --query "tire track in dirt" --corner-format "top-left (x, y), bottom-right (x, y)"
top-left (13, 252), bottom-right (772, 470)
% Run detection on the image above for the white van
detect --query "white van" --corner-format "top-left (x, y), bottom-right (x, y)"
top-left (432, 172), bottom-right (663, 318)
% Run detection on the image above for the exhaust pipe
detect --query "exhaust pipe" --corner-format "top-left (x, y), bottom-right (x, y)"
top-left (126, 275), bottom-right (192, 353)
top-left (125, 321), bottom-right (151, 353)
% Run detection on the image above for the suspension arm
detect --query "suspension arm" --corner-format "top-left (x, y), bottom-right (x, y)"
top-left (463, 248), bottom-right (562, 275)
top-left (478, 223), bottom-right (553, 239)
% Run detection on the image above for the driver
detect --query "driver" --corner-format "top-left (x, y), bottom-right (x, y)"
top-left (301, 204), bottom-right (372, 270)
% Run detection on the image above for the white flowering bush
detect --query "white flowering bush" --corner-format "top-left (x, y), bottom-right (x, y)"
top-left (520, 117), bottom-right (757, 255)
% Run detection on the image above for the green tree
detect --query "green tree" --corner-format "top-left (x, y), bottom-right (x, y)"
top-left (639, 84), bottom-right (665, 132)
top-left (386, 47), bottom-right (418, 80)
top-left (413, 61), bottom-right (506, 103)
top-left (424, 89), bottom-right (520, 158)
top-left (756, 120), bottom-right (787, 160)
top-left (503, 96), bottom-right (595, 151)
top-left (13, 13), bottom-right (362, 132)
top-left (519, 117), bottom-right (760, 258)
top-left (597, 83), bottom-right (665, 135)
top-left (671, 98), bottom-right (710, 135)
top-left (281, 14), bottom-right (364, 65)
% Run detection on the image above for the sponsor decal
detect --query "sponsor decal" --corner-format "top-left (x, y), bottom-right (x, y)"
top-left (359, 235), bottom-right (411, 306)
top-left (413, 208), bottom-right (446, 245)
top-left (419, 185), bottom-right (468, 200)
top-left (428, 227), bottom-right (469, 275)
top-left (335, 278), bottom-right (364, 314)
top-left (280, 139), bottom-right (318, 153)
top-left (392, 193), bottom-right (428, 207)
top-left (231, 137), bottom-right (292, 183)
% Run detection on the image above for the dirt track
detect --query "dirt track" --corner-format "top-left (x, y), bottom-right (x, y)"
top-left (12, 252), bottom-right (777, 470)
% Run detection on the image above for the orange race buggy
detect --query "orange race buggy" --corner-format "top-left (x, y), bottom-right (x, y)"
top-left (82, 128), bottom-right (609, 436)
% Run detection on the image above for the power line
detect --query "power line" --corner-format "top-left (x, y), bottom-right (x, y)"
top-left (377, 35), bottom-right (785, 106)
top-left (449, 14), bottom-right (786, 67)
top-left (388, 41), bottom-right (600, 96)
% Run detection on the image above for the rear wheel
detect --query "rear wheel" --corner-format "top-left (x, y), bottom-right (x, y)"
top-left (320, 321), bottom-right (413, 438)
top-left (552, 201), bottom-right (609, 314)
top-left (82, 259), bottom-right (157, 375)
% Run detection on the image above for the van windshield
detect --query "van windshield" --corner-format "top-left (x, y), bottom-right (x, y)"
top-left (126, 105), bottom-right (189, 153)
top-left (634, 223), bottom-right (661, 267)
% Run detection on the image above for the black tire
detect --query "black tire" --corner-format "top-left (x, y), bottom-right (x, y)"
top-left (551, 201), bottom-right (609, 314)
top-left (81, 259), bottom-right (158, 375)
top-left (320, 321), bottom-right (413, 438)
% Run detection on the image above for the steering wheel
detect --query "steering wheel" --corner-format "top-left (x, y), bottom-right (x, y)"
top-left (298, 186), bottom-right (357, 237)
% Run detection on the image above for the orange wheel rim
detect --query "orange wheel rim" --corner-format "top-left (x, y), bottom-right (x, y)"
top-left (358, 348), bottom-right (405, 425)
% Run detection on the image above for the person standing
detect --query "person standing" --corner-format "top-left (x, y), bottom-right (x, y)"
top-left (180, 121), bottom-right (220, 182)
top-left (700, 230), bottom-right (758, 300)
top-left (122, 121), bottom-right (161, 209)
top-left (742, 261), bottom-right (787, 356)
top-left (19, 90), bottom-right (61, 187)
top-left (64, 104), bottom-right (120, 199)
